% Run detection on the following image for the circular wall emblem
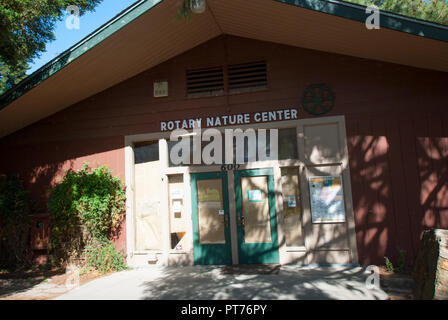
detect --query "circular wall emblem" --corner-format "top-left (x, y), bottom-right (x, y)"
top-left (301, 84), bottom-right (335, 115)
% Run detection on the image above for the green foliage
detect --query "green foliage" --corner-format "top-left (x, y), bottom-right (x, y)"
top-left (0, 0), bottom-right (103, 66)
top-left (47, 164), bottom-right (126, 267)
top-left (0, 58), bottom-right (28, 94)
top-left (385, 248), bottom-right (408, 274)
top-left (396, 249), bottom-right (406, 273)
top-left (84, 239), bottom-right (128, 273)
top-left (344, 0), bottom-right (448, 25)
top-left (177, 0), bottom-right (205, 20)
top-left (177, 0), bottom-right (193, 20)
top-left (0, 174), bottom-right (31, 269)
top-left (0, 0), bottom-right (103, 94)
top-left (384, 256), bottom-right (395, 273)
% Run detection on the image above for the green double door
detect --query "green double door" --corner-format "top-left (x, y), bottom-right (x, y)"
top-left (191, 169), bottom-right (279, 265)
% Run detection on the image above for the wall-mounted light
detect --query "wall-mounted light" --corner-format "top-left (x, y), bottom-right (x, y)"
top-left (190, 0), bottom-right (206, 14)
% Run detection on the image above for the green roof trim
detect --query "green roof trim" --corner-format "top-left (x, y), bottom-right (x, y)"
top-left (275, 0), bottom-right (448, 42)
top-left (0, 0), bottom-right (163, 110)
top-left (1, 0), bottom-right (447, 111)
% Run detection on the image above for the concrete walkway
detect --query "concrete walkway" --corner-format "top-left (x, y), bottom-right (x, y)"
top-left (55, 265), bottom-right (388, 300)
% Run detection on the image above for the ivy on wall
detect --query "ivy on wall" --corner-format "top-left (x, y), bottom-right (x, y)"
top-left (0, 174), bottom-right (31, 270)
top-left (47, 164), bottom-right (127, 272)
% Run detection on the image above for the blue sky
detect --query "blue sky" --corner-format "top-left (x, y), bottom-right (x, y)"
top-left (27, 0), bottom-right (138, 74)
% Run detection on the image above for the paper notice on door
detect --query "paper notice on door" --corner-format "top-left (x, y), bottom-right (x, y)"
top-left (172, 200), bottom-right (182, 213)
top-left (170, 189), bottom-right (183, 200)
top-left (247, 190), bottom-right (263, 202)
top-left (287, 195), bottom-right (296, 208)
top-left (218, 209), bottom-right (225, 215)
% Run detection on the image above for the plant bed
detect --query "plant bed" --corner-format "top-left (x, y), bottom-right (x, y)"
top-left (378, 266), bottom-right (414, 300)
top-left (0, 266), bottom-right (112, 300)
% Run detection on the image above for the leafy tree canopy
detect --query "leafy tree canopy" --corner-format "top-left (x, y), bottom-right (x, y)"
top-left (0, 58), bottom-right (28, 93)
top-left (0, 0), bottom-right (103, 93)
top-left (344, 0), bottom-right (448, 25)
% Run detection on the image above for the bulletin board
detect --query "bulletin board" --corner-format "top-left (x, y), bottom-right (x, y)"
top-left (308, 175), bottom-right (346, 223)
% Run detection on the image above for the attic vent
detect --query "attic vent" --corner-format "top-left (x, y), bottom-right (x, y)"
top-left (186, 66), bottom-right (224, 97)
top-left (228, 61), bottom-right (267, 93)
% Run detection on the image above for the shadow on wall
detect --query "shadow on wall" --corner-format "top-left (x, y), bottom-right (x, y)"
top-left (0, 136), bottom-right (126, 251)
top-left (27, 161), bottom-right (74, 212)
top-left (417, 137), bottom-right (448, 229)
top-left (347, 132), bottom-right (448, 266)
top-left (1, 122), bottom-right (446, 267)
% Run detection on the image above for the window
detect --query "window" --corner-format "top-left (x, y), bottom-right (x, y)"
top-left (232, 127), bottom-right (298, 163)
top-left (134, 141), bottom-right (159, 164)
top-left (167, 139), bottom-right (195, 167)
top-left (167, 127), bottom-right (298, 166)
top-left (278, 128), bottom-right (298, 160)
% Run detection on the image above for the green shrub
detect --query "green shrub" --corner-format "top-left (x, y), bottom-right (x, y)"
top-left (396, 249), bottom-right (406, 273)
top-left (0, 174), bottom-right (31, 269)
top-left (384, 256), bottom-right (394, 273)
top-left (48, 164), bottom-right (126, 269)
top-left (384, 248), bottom-right (408, 274)
top-left (84, 239), bottom-right (128, 273)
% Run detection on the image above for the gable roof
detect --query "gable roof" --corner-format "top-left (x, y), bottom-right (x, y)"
top-left (1, 0), bottom-right (447, 138)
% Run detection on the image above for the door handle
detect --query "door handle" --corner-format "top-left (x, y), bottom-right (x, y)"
top-left (224, 214), bottom-right (229, 228)
top-left (238, 215), bottom-right (245, 227)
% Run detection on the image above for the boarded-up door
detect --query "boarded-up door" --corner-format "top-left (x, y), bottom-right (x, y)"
top-left (297, 116), bottom-right (358, 264)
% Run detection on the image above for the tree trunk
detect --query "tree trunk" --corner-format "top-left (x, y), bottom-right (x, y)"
top-left (413, 229), bottom-right (448, 300)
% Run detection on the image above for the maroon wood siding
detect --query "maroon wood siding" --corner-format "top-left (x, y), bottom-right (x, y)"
top-left (0, 136), bottom-right (126, 251)
top-left (0, 35), bottom-right (447, 265)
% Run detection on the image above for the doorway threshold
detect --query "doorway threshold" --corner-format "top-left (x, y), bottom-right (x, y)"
top-left (220, 264), bottom-right (281, 275)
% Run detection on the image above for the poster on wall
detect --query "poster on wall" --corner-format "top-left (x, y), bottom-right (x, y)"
top-left (308, 175), bottom-right (346, 223)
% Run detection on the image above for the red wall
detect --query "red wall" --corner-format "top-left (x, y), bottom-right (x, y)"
top-left (1, 35), bottom-right (447, 265)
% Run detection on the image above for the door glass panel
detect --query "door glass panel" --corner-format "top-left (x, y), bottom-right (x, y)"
top-left (281, 167), bottom-right (304, 246)
top-left (241, 176), bottom-right (272, 243)
top-left (196, 179), bottom-right (225, 244)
